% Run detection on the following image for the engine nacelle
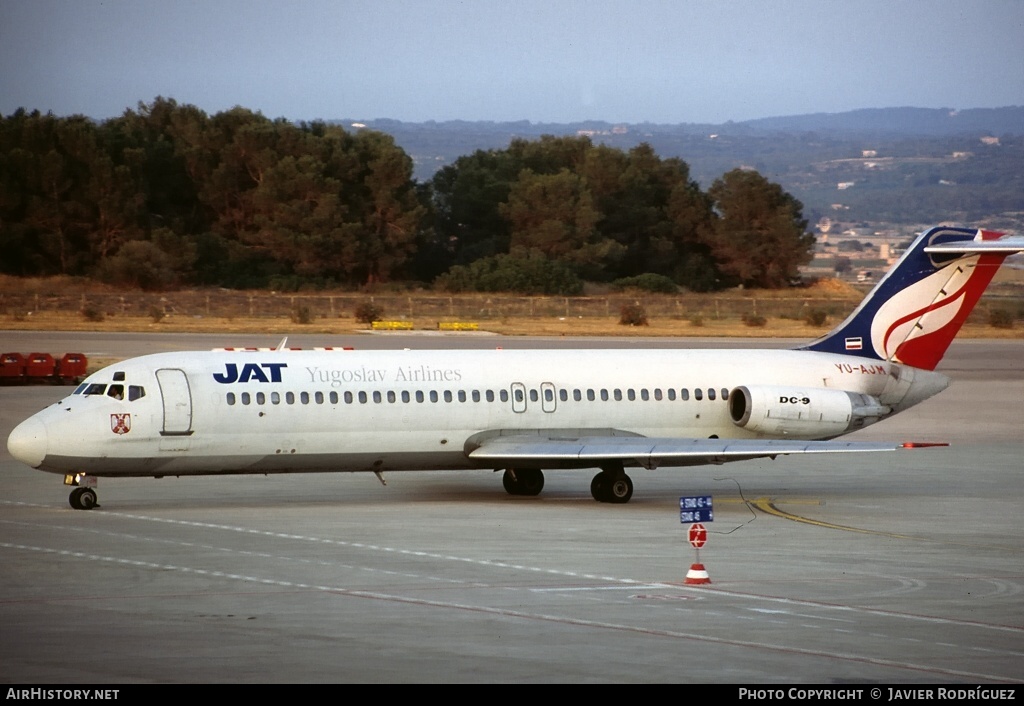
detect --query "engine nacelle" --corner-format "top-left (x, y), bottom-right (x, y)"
top-left (728, 385), bottom-right (891, 438)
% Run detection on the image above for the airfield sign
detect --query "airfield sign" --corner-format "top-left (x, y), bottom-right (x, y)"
top-left (679, 495), bottom-right (713, 524)
top-left (688, 523), bottom-right (708, 548)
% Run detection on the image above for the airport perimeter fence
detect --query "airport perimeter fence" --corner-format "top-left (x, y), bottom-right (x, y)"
top-left (2, 289), bottom-right (871, 324)
top-left (3, 289), bottom-right (1021, 326)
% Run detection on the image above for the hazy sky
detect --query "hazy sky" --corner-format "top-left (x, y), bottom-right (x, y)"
top-left (2, 0), bottom-right (1022, 124)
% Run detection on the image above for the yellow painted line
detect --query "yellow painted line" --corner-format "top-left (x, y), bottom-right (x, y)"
top-left (747, 496), bottom-right (1024, 552)
top-left (749, 496), bottom-right (920, 540)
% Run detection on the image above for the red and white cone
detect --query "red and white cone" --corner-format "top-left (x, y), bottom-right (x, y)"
top-left (685, 562), bottom-right (711, 585)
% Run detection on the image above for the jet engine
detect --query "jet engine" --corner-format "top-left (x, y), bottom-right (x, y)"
top-left (728, 385), bottom-right (891, 438)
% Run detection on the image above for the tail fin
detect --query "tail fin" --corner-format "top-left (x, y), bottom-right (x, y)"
top-left (802, 226), bottom-right (1023, 370)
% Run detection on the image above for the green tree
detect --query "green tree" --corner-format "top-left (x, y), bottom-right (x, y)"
top-left (104, 98), bottom-right (209, 238)
top-left (665, 176), bottom-right (720, 291)
top-left (506, 134), bottom-right (592, 175)
top-left (94, 231), bottom-right (193, 290)
top-left (346, 130), bottom-right (426, 284)
top-left (593, 143), bottom-right (676, 276)
top-left (1, 100), bottom-right (431, 288)
top-left (435, 252), bottom-right (583, 295)
top-left (501, 168), bottom-right (614, 268)
top-left (430, 148), bottom-right (519, 265)
top-left (0, 110), bottom-right (145, 276)
top-left (432, 137), bottom-right (719, 287)
top-left (177, 108), bottom-right (425, 286)
top-left (706, 169), bottom-right (814, 288)
top-left (582, 143), bottom-right (717, 287)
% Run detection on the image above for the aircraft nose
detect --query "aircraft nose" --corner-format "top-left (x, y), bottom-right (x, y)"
top-left (7, 416), bottom-right (48, 468)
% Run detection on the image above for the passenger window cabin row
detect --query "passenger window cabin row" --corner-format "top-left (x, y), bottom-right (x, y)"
top-left (72, 380), bottom-right (728, 408)
top-left (224, 386), bottom-right (730, 407)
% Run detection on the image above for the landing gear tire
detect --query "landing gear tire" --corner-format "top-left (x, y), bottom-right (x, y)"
top-left (69, 487), bottom-right (98, 510)
top-left (606, 475), bottom-right (633, 504)
top-left (590, 471), bottom-right (633, 504)
top-left (502, 468), bottom-right (545, 496)
top-left (518, 469), bottom-right (544, 496)
top-left (502, 469), bottom-right (518, 495)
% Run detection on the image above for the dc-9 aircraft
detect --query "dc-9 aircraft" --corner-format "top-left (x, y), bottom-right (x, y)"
top-left (7, 226), bottom-right (1023, 509)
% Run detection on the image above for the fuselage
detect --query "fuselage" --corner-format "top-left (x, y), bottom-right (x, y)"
top-left (7, 347), bottom-right (949, 478)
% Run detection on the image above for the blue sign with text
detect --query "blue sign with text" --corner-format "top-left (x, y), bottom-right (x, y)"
top-left (679, 495), bottom-right (713, 523)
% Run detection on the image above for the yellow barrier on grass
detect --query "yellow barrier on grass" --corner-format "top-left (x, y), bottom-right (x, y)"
top-left (371, 320), bottom-right (414, 330)
top-left (438, 322), bottom-right (479, 331)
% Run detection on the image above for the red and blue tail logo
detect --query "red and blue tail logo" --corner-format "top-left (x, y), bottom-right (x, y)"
top-left (802, 227), bottom-right (1021, 370)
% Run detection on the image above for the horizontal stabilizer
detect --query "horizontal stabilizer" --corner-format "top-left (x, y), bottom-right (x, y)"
top-left (925, 235), bottom-right (1024, 254)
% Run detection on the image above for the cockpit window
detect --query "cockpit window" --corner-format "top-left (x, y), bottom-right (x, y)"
top-left (107, 385), bottom-right (124, 400)
top-left (128, 385), bottom-right (145, 401)
top-left (74, 383), bottom-right (87, 395)
top-left (83, 383), bottom-right (107, 396)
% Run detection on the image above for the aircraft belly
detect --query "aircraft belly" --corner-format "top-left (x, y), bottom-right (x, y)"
top-left (37, 448), bottom-right (476, 477)
top-left (38, 453), bottom-right (170, 476)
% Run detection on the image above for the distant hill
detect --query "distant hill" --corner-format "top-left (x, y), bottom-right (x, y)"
top-left (338, 106), bottom-right (1024, 181)
top-left (349, 106), bottom-right (1024, 139)
top-left (336, 107), bottom-right (1024, 229)
top-left (738, 107), bottom-right (1024, 137)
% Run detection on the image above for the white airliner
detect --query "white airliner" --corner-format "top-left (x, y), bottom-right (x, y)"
top-left (8, 226), bottom-right (1024, 509)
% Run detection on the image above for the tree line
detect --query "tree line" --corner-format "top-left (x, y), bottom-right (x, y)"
top-left (0, 98), bottom-right (814, 293)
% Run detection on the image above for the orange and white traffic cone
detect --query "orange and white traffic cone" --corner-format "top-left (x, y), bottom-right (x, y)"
top-left (685, 562), bottom-right (711, 585)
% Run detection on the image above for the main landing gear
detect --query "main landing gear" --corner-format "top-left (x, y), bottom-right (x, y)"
top-left (502, 468), bottom-right (545, 496)
top-left (501, 465), bottom-right (635, 503)
top-left (590, 463), bottom-right (633, 504)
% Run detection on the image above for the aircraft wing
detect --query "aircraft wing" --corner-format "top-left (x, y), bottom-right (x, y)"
top-left (466, 433), bottom-right (935, 469)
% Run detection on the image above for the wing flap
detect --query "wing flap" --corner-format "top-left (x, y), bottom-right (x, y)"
top-left (467, 434), bottom-right (920, 469)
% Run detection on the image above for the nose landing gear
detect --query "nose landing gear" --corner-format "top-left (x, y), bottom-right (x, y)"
top-left (69, 486), bottom-right (99, 510)
top-left (65, 474), bottom-right (99, 510)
